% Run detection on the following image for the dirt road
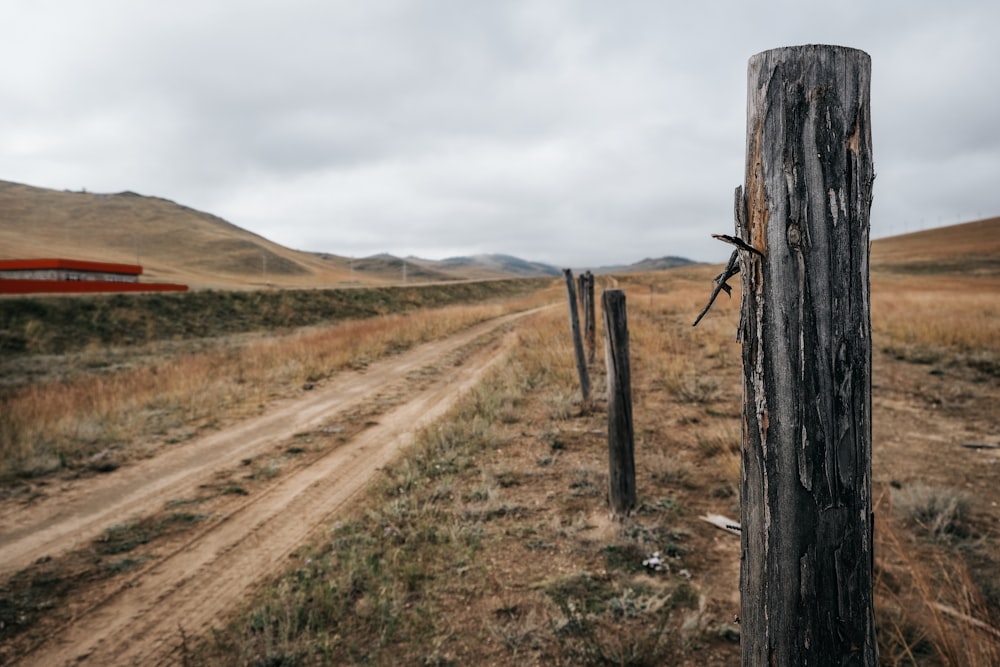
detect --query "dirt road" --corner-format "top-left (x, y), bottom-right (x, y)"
top-left (1, 308), bottom-right (541, 666)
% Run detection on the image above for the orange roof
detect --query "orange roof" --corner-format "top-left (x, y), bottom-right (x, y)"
top-left (0, 258), bottom-right (143, 275)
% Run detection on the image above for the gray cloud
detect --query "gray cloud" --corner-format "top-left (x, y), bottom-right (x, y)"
top-left (2, 0), bottom-right (999, 266)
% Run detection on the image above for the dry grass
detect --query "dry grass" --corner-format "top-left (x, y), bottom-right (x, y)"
top-left (193, 269), bottom-right (747, 665)
top-left (872, 274), bottom-right (1000, 373)
top-left (0, 293), bottom-right (551, 482)
top-left (875, 488), bottom-right (1000, 666)
top-left (190, 264), bottom-right (1000, 665)
top-left (0, 278), bottom-right (552, 358)
top-left (893, 483), bottom-right (972, 543)
top-left (6, 256), bottom-right (1000, 664)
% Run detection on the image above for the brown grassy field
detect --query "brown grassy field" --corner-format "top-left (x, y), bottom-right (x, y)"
top-left (182, 256), bottom-right (1000, 666)
top-left (1, 219), bottom-right (998, 665)
top-left (0, 284), bottom-right (553, 483)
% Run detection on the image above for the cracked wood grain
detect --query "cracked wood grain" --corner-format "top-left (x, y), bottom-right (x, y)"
top-left (738, 45), bottom-right (877, 667)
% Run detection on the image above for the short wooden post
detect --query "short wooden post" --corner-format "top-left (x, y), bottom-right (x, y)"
top-left (603, 289), bottom-right (635, 517)
top-left (738, 45), bottom-right (877, 665)
top-left (563, 269), bottom-right (590, 402)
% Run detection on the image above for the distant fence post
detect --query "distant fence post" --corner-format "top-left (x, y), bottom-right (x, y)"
top-left (576, 272), bottom-right (590, 362)
top-left (602, 289), bottom-right (635, 517)
top-left (583, 271), bottom-right (596, 364)
top-left (738, 45), bottom-right (877, 665)
top-left (563, 269), bottom-right (591, 402)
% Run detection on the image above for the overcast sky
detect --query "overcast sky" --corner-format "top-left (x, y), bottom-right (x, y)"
top-left (3, 1), bottom-right (998, 266)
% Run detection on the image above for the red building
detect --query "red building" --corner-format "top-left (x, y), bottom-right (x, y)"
top-left (0, 259), bottom-right (188, 294)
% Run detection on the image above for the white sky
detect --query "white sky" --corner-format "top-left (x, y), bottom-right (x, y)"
top-left (3, 1), bottom-right (999, 266)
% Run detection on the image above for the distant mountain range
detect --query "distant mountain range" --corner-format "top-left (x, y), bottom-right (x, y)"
top-left (334, 252), bottom-right (698, 282)
top-left (433, 254), bottom-right (563, 277)
top-left (0, 178), bottom-right (699, 288)
top-left (432, 254), bottom-right (696, 276)
top-left (591, 256), bottom-right (695, 274)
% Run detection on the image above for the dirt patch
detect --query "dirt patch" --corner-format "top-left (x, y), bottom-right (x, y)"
top-left (0, 308), bottom-right (545, 665)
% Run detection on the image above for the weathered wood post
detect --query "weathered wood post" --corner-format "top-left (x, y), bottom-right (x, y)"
top-left (563, 269), bottom-right (591, 402)
top-left (583, 271), bottom-right (596, 364)
top-left (576, 272), bottom-right (591, 362)
top-left (602, 289), bottom-right (635, 516)
top-left (737, 45), bottom-right (877, 665)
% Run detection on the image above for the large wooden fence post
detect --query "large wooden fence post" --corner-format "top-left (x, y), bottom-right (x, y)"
top-left (563, 269), bottom-right (591, 402)
top-left (738, 45), bottom-right (877, 665)
top-left (603, 289), bottom-right (635, 517)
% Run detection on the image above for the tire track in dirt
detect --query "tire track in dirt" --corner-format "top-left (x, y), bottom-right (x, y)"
top-left (4, 308), bottom-right (544, 666)
top-left (0, 309), bottom-right (537, 577)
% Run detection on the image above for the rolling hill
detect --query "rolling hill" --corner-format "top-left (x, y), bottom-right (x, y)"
top-left (870, 217), bottom-right (1000, 276)
top-left (0, 180), bottom-right (357, 289)
top-left (4, 179), bottom-right (996, 290)
top-left (0, 179), bottom-right (699, 290)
